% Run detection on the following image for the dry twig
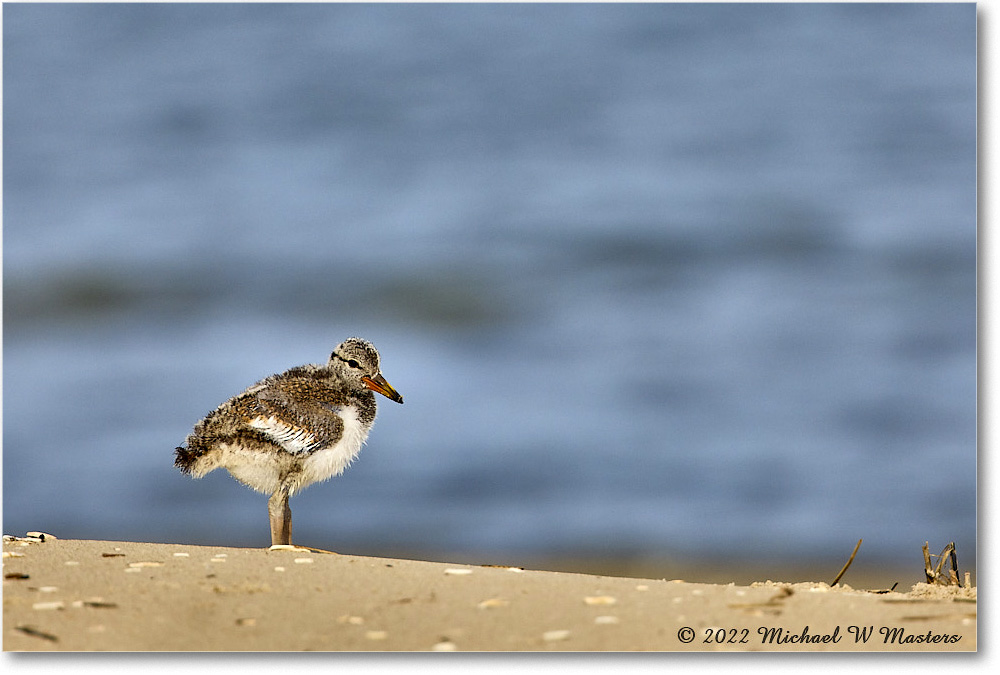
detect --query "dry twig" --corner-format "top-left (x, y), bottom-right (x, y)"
top-left (831, 538), bottom-right (862, 586)
top-left (923, 541), bottom-right (961, 586)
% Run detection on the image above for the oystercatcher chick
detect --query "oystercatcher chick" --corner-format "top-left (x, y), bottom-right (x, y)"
top-left (175, 337), bottom-right (403, 548)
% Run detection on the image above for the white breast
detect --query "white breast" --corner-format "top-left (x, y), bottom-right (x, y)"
top-left (298, 405), bottom-right (372, 490)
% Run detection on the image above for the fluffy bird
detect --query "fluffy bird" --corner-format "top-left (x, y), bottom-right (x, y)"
top-left (175, 337), bottom-right (403, 547)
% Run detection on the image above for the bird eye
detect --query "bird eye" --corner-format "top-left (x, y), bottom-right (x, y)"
top-left (348, 359), bottom-right (360, 369)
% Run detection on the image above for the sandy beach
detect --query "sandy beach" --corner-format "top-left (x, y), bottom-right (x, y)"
top-left (3, 536), bottom-right (975, 652)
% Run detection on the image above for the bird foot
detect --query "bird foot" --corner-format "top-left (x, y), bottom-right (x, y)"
top-left (267, 544), bottom-right (339, 555)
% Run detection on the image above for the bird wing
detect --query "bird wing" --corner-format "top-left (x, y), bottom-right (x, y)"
top-left (247, 378), bottom-right (346, 454)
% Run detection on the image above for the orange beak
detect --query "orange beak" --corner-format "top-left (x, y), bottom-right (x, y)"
top-left (363, 373), bottom-right (404, 404)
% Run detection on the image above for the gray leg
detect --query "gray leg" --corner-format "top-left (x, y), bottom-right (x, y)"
top-left (268, 488), bottom-right (292, 546)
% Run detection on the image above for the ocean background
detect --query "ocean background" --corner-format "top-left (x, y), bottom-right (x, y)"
top-left (3, 3), bottom-right (976, 573)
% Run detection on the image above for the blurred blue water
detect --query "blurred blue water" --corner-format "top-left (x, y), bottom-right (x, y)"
top-left (3, 3), bottom-right (976, 566)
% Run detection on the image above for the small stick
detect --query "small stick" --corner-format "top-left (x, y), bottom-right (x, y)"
top-left (948, 542), bottom-right (960, 585)
top-left (15, 625), bottom-right (58, 642)
top-left (831, 538), bottom-right (863, 586)
top-left (923, 542), bottom-right (934, 583)
top-left (932, 542), bottom-right (953, 584)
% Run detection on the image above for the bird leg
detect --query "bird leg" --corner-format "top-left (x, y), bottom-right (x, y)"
top-left (268, 487), bottom-right (292, 546)
top-left (265, 483), bottom-right (337, 554)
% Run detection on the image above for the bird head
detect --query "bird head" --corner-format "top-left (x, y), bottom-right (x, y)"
top-left (330, 337), bottom-right (404, 404)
